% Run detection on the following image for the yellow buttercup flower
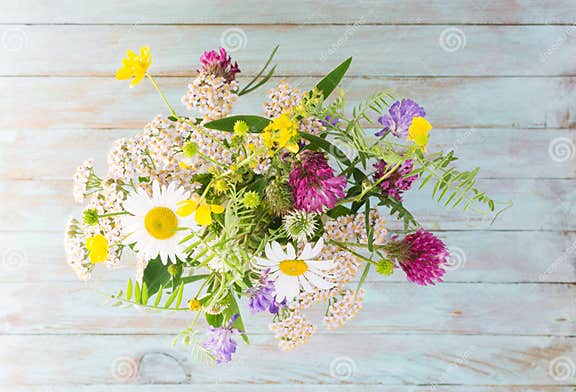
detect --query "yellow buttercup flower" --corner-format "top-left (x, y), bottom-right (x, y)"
top-left (188, 298), bottom-right (202, 311)
top-left (408, 117), bottom-right (433, 150)
top-left (116, 46), bottom-right (152, 87)
top-left (85, 234), bottom-right (109, 263)
top-left (176, 195), bottom-right (225, 226)
top-left (260, 112), bottom-right (300, 154)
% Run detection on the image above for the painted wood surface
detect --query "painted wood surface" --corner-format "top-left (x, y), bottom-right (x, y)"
top-left (1, 0), bottom-right (575, 24)
top-left (1, 25), bottom-right (576, 76)
top-left (0, 1), bottom-right (574, 390)
top-left (2, 77), bottom-right (575, 129)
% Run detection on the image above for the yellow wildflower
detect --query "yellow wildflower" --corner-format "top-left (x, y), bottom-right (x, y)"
top-left (188, 298), bottom-right (202, 311)
top-left (176, 195), bottom-right (225, 226)
top-left (233, 120), bottom-right (249, 136)
top-left (408, 117), bottom-right (433, 150)
top-left (116, 46), bottom-right (152, 87)
top-left (85, 234), bottom-right (108, 263)
top-left (213, 178), bottom-right (228, 194)
top-left (260, 112), bottom-right (300, 154)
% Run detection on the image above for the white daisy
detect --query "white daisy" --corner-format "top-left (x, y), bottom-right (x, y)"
top-left (255, 238), bottom-right (336, 302)
top-left (122, 181), bottom-right (200, 265)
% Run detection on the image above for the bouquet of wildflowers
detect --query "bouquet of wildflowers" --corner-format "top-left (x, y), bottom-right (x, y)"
top-left (65, 45), bottom-right (506, 363)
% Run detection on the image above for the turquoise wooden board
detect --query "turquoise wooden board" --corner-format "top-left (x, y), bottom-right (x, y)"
top-left (0, 1), bottom-right (574, 390)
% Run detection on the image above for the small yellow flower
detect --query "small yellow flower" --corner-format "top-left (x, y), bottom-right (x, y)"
top-left (176, 195), bottom-right (225, 226)
top-left (188, 298), bottom-right (202, 311)
top-left (213, 178), bottom-right (228, 194)
top-left (233, 120), bottom-right (249, 136)
top-left (116, 46), bottom-right (152, 87)
top-left (85, 234), bottom-right (108, 263)
top-left (408, 117), bottom-right (433, 150)
top-left (260, 112), bottom-right (300, 154)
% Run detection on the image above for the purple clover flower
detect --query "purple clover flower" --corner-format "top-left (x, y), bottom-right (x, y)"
top-left (289, 150), bottom-right (346, 213)
top-left (373, 159), bottom-right (418, 201)
top-left (392, 229), bottom-right (448, 286)
top-left (199, 48), bottom-right (240, 82)
top-left (202, 314), bottom-right (242, 363)
top-left (376, 99), bottom-right (426, 138)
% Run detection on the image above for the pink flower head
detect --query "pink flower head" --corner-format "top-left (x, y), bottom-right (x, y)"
top-left (373, 159), bottom-right (418, 201)
top-left (199, 48), bottom-right (240, 82)
top-left (391, 229), bottom-right (448, 286)
top-left (289, 150), bottom-right (346, 213)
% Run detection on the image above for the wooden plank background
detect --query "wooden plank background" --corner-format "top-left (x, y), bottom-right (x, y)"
top-left (0, 1), bottom-right (574, 390)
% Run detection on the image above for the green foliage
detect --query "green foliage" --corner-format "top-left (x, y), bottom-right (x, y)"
top-left (315, 57), bottom-right (352, 99)
top-left (110, 279), bottom-right (189, 311)
top-left (204, 115), bottom-right (271, 133)
top-left (414, 150), bottom-right (496, 214)
top-left (238, 45), bottom-right (279, 96)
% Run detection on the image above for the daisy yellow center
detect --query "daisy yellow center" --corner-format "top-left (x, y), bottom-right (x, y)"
top-left (144, 207), bottom-right (178, 240)
top-left (279, 259), bottom-right (308, 276)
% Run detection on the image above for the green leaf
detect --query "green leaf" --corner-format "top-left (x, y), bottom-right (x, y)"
top-left (143, 257), bottom-right (171, 297)
top-left (206, 313), bottom-right (224, 328)
top-left (141, 282), bottom-right (149, 305)
top-left (300, 132), bottom-right (351, 167)
top-left (174, 283), bottom-right (185, 308)
top-left (326, 205), bottom-right (352, 219)
top-left (126, 279), bottom-right (133, 301)
top-left (134, 282), bottom-right (141, 304)
top-left (315, 57), bottom-right (352, 99)
top-left (154, 284), bottom-right (163, 306)
top-left (204, 115), bottom-right (271, 133)
top-left (225, 292), bottom-right (249, 344)
top-left (238, 45), bottom-right (279, 96)
top-left (181, 274), bottom-right (210, 284)
top-left (164, 286), bottom-right (179, 308)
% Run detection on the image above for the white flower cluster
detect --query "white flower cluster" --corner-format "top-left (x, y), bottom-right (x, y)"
top-left (269, 313), bottom-right (316, 351)
top-left (64, 218), bottom-right (92, 281)
top-left (323, 288), bottom-right (365, 330)
top-left (72, 159), bottom-right (95, 203)
top-left (263, 80), bottom-right (302, 118)
top-left (181, 71), bottom-right (239, 121)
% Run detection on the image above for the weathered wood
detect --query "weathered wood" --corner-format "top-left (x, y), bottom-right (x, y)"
top-left (2, 25), bottom-right (576, 76)
top-left (0, 179), bottom-right (571, 231)
top-left (4, 386), bottom-right (573, 392)
top-left (0, 335), bottom-right (573, 385)
top-left (1, 77), bottom-right (574, 129)
top-left (0, 282), bottom-right (573, 335)
top-left (1, 0), bottom-right (575, 24)
top-left (2, 128), bottom-right (574, 180)
top-left (2, 231), bottom-right (573, 283)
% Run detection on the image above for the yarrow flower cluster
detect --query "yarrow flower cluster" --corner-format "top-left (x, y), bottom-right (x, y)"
top-left (64, 45), bottom-right (502, 364)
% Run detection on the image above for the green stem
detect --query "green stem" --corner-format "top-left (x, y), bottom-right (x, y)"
top-left (146, 74), bottom-right (176, 116)
top-left (98, 211), bottom-right (131, 218)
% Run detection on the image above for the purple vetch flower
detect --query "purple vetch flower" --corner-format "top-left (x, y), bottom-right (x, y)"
top-left (199, 48), bottom-right (240, 82)
top-left (289, 150), bottom-right (347, 213)
top-left (388, 229), bottom-right (448, 286)
top-left (202, 314), bottom-right (242, 363)
top-left (268, 296), bottom-right (287, 314)
top-left (322, 115), bottom-right (340, 127)
top-left (247, 269), bottom-right (276, 313)
top-left (373, 159), bottom-right (418, 201)
top-left (376, 99), bottom-right (426, 138)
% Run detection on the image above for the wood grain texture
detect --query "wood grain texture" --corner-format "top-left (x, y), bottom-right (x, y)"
top-left (1, 282), bottom-right (573, 335)
top-left (2, 128), bottom-right (574, 180)
top-left (1, 76), bottom-right (575, 129)
top-left (1, 0), bottom-right (575, 24)
top-left (2, 25), bottom-right (576, 76)
top-left (0, 335), bottom-right (573, 385)
top-left (4, 387), bottom-right (575, 392)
